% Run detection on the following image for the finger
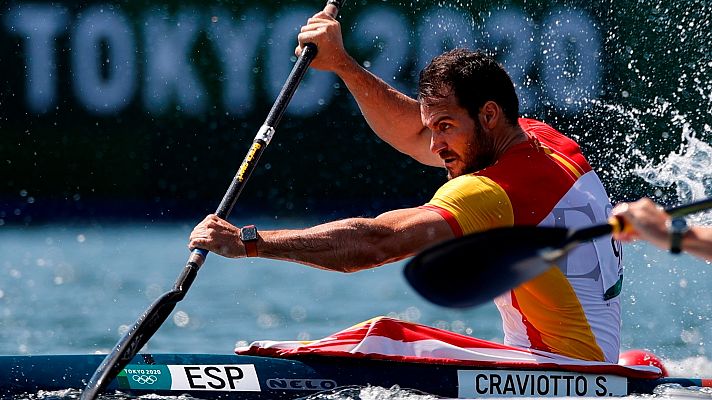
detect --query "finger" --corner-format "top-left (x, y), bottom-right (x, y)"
top-left (208, 215), bottom-right (233, 230)
top-left (300, 21), bottom-right (328, 33)
top-left (298, 29), bottom-right (324, 45)
top-left (613, 231), bottom-right (635, 242)
top-left (308, 12), bottom-right (334, 22)
top-left (188, 239), bottom-right (199, 251)
top-left (611, 202), bottom-right (629, 215)
top-left (189, 228), bottom-right (205, 241)
top-left (198, 214), bottom-right (216, 227)
top-left (189, 238), bottom-right (210, 251)
top-left (639, 197), bottom-right (656, 207)
top-left (622, 232), bottom-right (640, 242)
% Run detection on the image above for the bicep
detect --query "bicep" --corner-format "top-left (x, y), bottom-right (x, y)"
top-left (372, 207), bottom-right (456, 258)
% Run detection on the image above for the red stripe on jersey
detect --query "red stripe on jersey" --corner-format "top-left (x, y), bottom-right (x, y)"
top-left (418, 205), bottom-right (463, 237)
top-left (475, 118), bottom-right (592, 225)
top-left (519, 118), bottom-right (592, 175)
top-left (510, 290), bottom-right (552, 353)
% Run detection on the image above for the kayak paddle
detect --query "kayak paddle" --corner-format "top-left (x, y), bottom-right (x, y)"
top-left (80, 1), bottom-right (347, 398)
top-left (404, 197), bottom-right (712, 309)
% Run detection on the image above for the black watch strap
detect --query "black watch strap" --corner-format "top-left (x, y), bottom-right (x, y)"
top-left (669, 217), bottom-right (688, 254)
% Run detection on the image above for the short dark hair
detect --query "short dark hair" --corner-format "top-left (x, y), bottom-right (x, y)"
top-left (418, 48), bottom-right (520, 125)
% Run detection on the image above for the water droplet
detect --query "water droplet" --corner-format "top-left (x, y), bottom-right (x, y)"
top-left (173, 310), bottom-right (190, 327)
top-left (290, 305), bottom-right (307, 322)
top-left (118, 325), bottom-right (130, 336)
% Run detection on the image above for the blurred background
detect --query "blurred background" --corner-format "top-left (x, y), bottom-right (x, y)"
top-left (2, 0), bottom-right (710, 225)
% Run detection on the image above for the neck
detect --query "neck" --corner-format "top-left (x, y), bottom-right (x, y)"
top-left (491, 123), bottom-right (527, 159)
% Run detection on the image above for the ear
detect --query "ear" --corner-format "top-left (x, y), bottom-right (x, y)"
top-left (479, 101), bottom-right (501, 129)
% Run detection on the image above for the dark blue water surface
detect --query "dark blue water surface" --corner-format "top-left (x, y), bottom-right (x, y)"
top-left (1, 219), bottom-right (710, 381)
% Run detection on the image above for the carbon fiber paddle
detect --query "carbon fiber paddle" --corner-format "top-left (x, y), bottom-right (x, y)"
top-left (404, 197), bottom-right (712, 309)
top-left (80, 1), bottom-right (347, 398)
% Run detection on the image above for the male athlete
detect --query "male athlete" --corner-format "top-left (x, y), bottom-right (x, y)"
top-left (190, 12), bottom-right (623, 362)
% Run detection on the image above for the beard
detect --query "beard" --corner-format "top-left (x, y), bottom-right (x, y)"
top-left (445, 120), bottom-right (497, 179)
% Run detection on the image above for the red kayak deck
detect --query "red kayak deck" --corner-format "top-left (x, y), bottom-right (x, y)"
top-left (236, 316), bottom-right (662, 379)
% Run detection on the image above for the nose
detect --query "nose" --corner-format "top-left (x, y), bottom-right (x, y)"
top-left (430, 131), bottom-right (446, 154)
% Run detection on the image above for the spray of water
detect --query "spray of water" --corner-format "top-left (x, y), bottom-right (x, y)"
top-left (635, 122), bottom-right (712, 224)
top-left (581, 98), bottom-right (712, 224)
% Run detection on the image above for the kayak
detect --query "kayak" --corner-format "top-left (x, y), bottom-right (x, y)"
top-left (3, 317), bottom-right (711, 399)
top-left (0, 351), bottom-right (709, 399)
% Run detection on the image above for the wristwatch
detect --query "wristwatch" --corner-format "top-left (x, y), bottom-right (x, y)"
top-left (240, 225), bottom-right (259, 257)
top-left (668, 217), bottom-right (689, 254)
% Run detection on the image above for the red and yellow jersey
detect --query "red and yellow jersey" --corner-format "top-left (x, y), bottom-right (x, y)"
top-left (422, 118), bottom-right (622, 363)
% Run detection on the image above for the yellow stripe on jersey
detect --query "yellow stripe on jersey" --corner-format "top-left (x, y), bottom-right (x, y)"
top-left (426, 175), bottom-right (514, 234)
top-left (514, 267), bottom-right (605, 361)
top-left (543, 147), bottom-right (583, 179)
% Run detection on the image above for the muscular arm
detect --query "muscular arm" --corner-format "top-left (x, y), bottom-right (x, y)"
top-left (189, 208), bottom-right (454, 272)
top-left (296, 12), bottom-right (440, 167)
top-left (332, 59), bottom-right (439, 166)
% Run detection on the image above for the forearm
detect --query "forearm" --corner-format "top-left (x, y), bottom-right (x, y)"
top-left (258, 218), bottom-right (405, 272)
top-left (334, 57), bottom-right (439, 166)
top-left (189, 209), bottom-right (451, 271)
top-left (682, 227), bottom-right (712, 262)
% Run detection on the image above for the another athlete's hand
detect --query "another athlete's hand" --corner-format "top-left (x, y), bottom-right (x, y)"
top-left (611, 198), bottom-right (669, 250)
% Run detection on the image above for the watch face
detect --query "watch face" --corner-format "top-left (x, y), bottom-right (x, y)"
top-left (671, 218), bottom-right (688, 231)
top-left (241, 226), bottom-right (258, 241)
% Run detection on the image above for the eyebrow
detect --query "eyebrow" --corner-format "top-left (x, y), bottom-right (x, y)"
top-left (428, 116), bottom-right (452, 127)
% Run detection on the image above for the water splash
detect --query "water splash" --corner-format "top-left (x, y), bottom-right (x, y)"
top-left (577, 97), bottom-right (712, 225)
top-left (304, 385), bottom-right (440, 400)
top-left (635, 123), bottom-right (712, 223)
top-left (665, 355), bottom-right (712, 377)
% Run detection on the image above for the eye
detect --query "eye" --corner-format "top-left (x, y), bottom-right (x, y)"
top-left (438, 122), bottom-right (452, 131)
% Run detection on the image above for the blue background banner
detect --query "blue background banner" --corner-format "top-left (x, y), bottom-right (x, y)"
top-left (1, 0), bottom-right (708, 223)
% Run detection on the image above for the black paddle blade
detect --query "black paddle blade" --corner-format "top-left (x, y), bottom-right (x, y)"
top-left (80, 289), bottom-right (183, 399)
top-left (404, 226), bottom-right (570, 308)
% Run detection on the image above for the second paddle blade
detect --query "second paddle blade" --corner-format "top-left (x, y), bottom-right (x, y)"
top-left (403, 225), bottom-right (570, 308)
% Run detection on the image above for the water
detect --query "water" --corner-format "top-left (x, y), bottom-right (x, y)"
top-left (2, 218), bottom-right (712, 398)
top-left (0, 219), bottom-right (503, 355)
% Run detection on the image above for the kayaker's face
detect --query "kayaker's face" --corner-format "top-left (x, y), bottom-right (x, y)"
top-left (421, 93), bottom-right (496, 179)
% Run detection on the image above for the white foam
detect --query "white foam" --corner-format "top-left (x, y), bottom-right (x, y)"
top-left (664, 355), bottom-right (712, 377)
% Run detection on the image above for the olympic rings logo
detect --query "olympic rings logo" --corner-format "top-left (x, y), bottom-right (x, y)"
top-left (132, 374), bottom-right (158, 385)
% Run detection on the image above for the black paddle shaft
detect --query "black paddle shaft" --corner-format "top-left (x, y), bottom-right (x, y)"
top-left (80, 2), bottom-right (347, 399)
top-left (556, 196), bottom-right (712, 256)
